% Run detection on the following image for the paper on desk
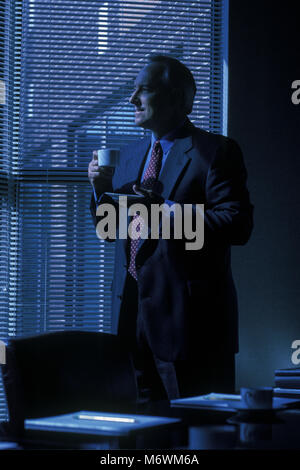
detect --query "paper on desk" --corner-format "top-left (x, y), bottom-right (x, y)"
top-left (25, 411), bottom-right (181, 436)
top-left (170, 392), bottom-right (300, 411)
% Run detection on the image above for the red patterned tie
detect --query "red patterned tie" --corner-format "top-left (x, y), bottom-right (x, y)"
top-left (128, 140), bottom-right (163, 280)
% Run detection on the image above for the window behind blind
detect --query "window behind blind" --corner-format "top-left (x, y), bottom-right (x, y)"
top-left (0, 0), bottom-right (228, 419)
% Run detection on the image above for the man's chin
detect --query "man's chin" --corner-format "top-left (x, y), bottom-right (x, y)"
top-left (134, 117), bottom-right (148, 128)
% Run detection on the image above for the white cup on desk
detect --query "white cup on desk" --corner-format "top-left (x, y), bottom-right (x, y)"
top-left (240, 387), bottom-right (273, 409)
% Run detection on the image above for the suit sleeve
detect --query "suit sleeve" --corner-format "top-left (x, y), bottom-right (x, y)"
top-left (159, 137), bottom-right (253, 247)
top-left (204, 138), bottom-right (253, 245)
top-left (90, 176), bottom-right (113, 229)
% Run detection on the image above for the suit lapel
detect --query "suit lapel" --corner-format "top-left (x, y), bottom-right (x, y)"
top-left (159, 134), bottom-right (193, 199)
top-left (124, 137), bottom-right (150, 187)
top-left (119, 120), bottom-right (195, 264)
top-left (136, 122), bottom-right (195, 257)
top-left (121, 120), bottom-right (195, 195)
top-left (117, 137), bottom-right (150, 255)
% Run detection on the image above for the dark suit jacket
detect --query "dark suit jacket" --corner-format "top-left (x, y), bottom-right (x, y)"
top-left (90, 120), bottom-right (253, 362)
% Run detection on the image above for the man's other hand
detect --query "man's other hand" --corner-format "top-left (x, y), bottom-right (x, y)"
top-left (133, 184), bottom-right (164, 205)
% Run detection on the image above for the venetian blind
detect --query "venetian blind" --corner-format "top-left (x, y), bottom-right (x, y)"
top-left (0, 0), bottom-right (228, 419)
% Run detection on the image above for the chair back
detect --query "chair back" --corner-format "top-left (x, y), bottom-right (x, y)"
top-left (1, 330), bottom-right (138, 435)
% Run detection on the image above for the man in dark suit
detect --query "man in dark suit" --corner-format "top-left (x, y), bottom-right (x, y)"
top-left (88, 56), bottom-right (253, 402)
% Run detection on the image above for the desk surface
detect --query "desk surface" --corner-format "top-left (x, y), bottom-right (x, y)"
top-left (1, 400), bottom-right (300, 451)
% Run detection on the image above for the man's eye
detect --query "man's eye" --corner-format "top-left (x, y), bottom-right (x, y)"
top-left (138, 87), bottom-right (152, 92)
top-left (132, 86), bottom-right (152, 94)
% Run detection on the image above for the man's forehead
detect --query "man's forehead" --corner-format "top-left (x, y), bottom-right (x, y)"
top-left (134, 63), bottom-right (165, 87)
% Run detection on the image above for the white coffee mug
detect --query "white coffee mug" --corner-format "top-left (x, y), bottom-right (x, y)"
top-left (97, 148), bottom-right (119, 168)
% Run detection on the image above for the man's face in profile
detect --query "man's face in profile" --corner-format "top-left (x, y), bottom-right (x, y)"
top-left (129, 63), bottom-right (175, 134)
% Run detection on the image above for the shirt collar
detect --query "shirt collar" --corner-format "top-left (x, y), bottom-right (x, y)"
top-left (150, 119), bottom-right (187, 155)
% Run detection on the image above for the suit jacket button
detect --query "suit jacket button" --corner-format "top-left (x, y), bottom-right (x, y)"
top-left (136, 264), bottom-right (141, 269)
top-left (117, 295), bottom-right (123, 300)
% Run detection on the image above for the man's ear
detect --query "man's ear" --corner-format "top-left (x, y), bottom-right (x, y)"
top-left (170, 87), bottom-right (185, 109)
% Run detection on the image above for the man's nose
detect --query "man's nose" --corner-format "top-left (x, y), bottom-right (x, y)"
top-left (129, 89), bottom-right (139, 105)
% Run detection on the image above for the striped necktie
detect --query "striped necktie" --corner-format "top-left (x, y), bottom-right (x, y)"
top-left (128, 140), bottom-right (163, 280)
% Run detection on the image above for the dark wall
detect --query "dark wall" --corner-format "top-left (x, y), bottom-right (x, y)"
top-left (228, 0), bottom-right (300, 388)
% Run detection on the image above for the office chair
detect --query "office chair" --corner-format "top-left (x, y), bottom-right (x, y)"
top-left (1, 330), bottom-right (138, 437)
